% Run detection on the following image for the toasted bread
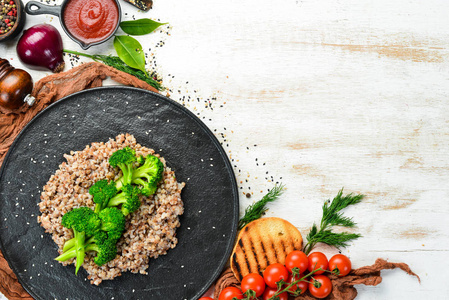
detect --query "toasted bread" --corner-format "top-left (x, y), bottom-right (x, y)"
top-left (230, 217), bottom-right (303, 281)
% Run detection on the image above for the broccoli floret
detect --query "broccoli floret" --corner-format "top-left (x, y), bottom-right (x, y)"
top-left (83, 208), bottom-right (125, 266)
top-left (57, 234), bottom-right (118, 268)
top-left (130, 155), bottom-right (164, 196)
top-left (85, 239), bottom-right (118, 266)
top-left (133, 176), bottom-right (159, 196)
top-left (89, 179), bottom-right (118, 213)
top-left (61, 207), bottom-right (95, 232)
top-left (109, 147), bottom-right (137, 190)
top-left (98, 207), bottom-right (126, 241)
top-left (61, 207), bottom-right (102, 252)
top-left (58, 207), bottom-right (100, 274)
top-left (107, 184), bottom-right (141, 216)
top-left (56, 207), bottom-right (126, 271)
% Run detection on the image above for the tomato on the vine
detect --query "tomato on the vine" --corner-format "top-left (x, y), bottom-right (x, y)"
top-left (263, 263), bottom-right (289, 288)
top-left (241, 273), bottom-right (266, 297)
top-left (309, 275), bottom-right (332, 299)
top-left (285, 250), bottom-right (309, 274)
top-left (219, 286), bottom-right (243, 300)
top-left (329, 254), bottom-right (352, 277)
top-left (262, 286), bottom-right (288, 300)
top-left (286, 274), bottom-right (308, 295)
top-left (307, 252), bottom-right (329, 275)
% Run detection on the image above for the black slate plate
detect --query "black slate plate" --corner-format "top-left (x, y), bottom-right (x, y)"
top-left (0, 87), bottom-right (239, 300)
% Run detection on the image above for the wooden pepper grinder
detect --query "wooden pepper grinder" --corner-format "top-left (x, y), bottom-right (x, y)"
top-left (0, 58), bottom-right (35, 110)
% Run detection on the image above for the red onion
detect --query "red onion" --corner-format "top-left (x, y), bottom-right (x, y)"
top-left (16, 24), bottom-right (65, 73)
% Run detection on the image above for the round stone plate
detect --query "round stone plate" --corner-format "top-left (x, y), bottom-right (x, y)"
top-left (0, 87), bottom-right (238, 300)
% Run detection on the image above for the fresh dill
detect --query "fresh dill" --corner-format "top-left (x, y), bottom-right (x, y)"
top-left (63, 49), bottom-right (163, 91)
top-left (238, 183), bottom-right (285, 230)
top-left (303, 188), bottom-right (364, 255)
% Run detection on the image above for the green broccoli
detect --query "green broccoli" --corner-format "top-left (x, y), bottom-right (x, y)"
top-left (56, 207), bottom-right (126, 271)
top-left (130, 155), bottom-right (164, 196)
top-left (133, 176), bottom-right (159, 196)
top-left (89, 179), bottom-right (118, 213)
top-left (85, 238), bottom-right (118, 266)
top-left (109, 147), bottom-right (137, 190)
top-left (83, 208), bottom-right (125, 266)
top-left (107, 184), bottom-right (142, 216)
top-left (56, 207), bottom-right (100, 274)
top-left (98, 207), bottom-right (126, 241)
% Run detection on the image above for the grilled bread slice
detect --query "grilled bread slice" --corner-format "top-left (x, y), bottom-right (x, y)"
top-left (230, 217), bottom-right (303, 281)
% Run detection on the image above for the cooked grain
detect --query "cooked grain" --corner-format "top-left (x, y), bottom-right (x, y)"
top-left (38, 134), bottom-right (184, 285)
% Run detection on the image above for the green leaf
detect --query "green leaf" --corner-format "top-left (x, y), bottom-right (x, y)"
top-left (113, 35), bottom-right (147, 74)
top-left (119, 18), bottom-right (168, 36)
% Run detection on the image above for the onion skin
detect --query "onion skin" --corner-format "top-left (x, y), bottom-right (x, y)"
top-left (16, 24), bottom-right (65, 73)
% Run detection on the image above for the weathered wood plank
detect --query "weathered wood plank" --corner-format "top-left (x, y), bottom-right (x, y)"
top-left (1, 0), bottom-right (448, 298)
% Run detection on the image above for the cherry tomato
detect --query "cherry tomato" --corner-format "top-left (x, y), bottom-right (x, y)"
top-left (219, 287), bottom-right (243, 300)
top-left (262, 286), bottom-right (288, 300)
top-left (329, 254), bottom-right (352, 277)
top-left (309, 275), bottom-right (332, 298)
top-left (241, 273), bottom-right (266, 297)
top-left (286, 274), bottom-right (308, 295)
top-left (199, 297), bottom-right (214, 300)
top-left (285, 250), bottom-right (309, 274)
top-left (307, 252), bottom-right (329, 275)
top-left (263, 263), bottom-right (289, 288)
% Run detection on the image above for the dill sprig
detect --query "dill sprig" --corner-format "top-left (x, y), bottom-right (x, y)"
top-left (238, 183), bottom-right (285, 230)
top-left (303, 188), bottom-right (364, 254)
top-left (63, 50), bottom-right (164, 91)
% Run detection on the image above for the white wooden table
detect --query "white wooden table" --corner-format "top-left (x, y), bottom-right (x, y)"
top-left (1, 0), bottom-right (448, 299)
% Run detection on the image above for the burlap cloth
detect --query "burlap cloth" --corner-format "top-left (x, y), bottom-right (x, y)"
top-left (0, 62), bottom-right (159, 299)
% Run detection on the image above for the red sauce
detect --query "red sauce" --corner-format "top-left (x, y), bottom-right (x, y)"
top-left (63, 0), bottom-right (119, 45)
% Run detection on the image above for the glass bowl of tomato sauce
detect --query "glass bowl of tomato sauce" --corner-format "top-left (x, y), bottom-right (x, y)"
top-left (25, 0), bottom-right (121, 50)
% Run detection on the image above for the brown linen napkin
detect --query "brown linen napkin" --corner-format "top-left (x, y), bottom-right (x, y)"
top-left (0, 61), bottom-right (159, 299)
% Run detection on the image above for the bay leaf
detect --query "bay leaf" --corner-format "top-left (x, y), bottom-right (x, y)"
top-left (113, 35), bottom-right (147, 74)
top-left (119, 18), bottom-right (168, 36)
